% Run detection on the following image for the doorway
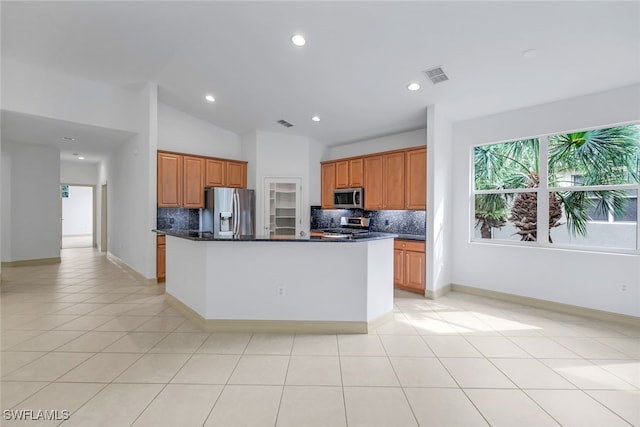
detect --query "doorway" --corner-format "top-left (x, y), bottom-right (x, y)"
top-left (263, 177), bottom-right (302, 237)
top-left (61, 184), bottom-right (95, 249)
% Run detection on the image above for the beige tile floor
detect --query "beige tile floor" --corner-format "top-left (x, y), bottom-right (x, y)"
top-left (1, 247), bottom-right (639, 426)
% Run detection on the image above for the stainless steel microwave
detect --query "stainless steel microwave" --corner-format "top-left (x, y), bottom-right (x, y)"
top-left (333, 188), bottom-right (364, 209)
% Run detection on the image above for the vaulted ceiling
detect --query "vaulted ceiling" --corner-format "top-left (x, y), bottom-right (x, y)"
top-left (3, 1), bottom-right (639, 159)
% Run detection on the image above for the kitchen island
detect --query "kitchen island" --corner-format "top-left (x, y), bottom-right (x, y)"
top-left (161, 230), bottom-right (395, 333)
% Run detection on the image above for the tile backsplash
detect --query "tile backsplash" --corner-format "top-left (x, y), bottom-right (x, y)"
top-left (310, 206), bottom-right (425, 236)
top-left (157, 208), bottom-right (200, 230)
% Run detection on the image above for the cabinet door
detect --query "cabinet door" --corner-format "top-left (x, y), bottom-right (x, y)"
top-left (364, 156), bottom-right (383, 210)
top-left (349, 158), bottom-right (364, 187)
top-left (393, 249), bottom-right (404, 286)
top-left (405, 148), bottom-right (427, 210)
top-left (157, 152), bottom-right (182, 207)
top-left (321, 162), bottom-right (336, 209)
top-left (156, 236), bottom-right (166, 282)
top-left (226, 161), bottom-right (246, 188)
top-left (183, 156), bottom-right (205, 208)
top-left (405, 250), bottom-right (426, 292)
top-left (205, 159), bottom-right (225, 187)
top-left (383, 152), bottom-right (405, 209)
top-left (335, 160), bottom-right (350, 189)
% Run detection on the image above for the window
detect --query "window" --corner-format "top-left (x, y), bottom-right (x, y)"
top-left (473, 124), bottom-right (640, 251)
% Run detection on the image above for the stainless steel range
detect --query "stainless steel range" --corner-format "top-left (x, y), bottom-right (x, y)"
top-left (322, 217), bottom-right (370, 239)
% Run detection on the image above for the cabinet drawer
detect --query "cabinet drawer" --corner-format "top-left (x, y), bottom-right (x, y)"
top-left (394, 239), bottom-right (424, 252)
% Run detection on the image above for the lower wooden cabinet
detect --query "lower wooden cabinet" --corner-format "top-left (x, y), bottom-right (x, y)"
top-left (394, 239), bottom-right (425, 293)
top-left (156, 235), bottom-right (166, 282)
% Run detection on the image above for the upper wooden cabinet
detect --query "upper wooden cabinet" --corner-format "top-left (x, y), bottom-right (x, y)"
top-left (158, 151), bottom-right (247, 208)
top-left (321, 162), bottom-right (336, 209)
top-left (324, 146), bottom-right (426, 211)
top-left (364, 156), bottom-right (383, 210)
top-left (205, 158), bottom-right (247, 188)
top-left (182, 156), bottom-right (205, 208)
top-left (405, 147), bottom-right (427, 210)
top-left (335, 159), bottom-right (363, 188)
top-left (205, 159), bottom-right (225, 187)
top-left (335, 160), bottom-right (349, 188)
top-left (383, 151), bottom-right (405, 209)
top-left (226, 160), bottom-right (247, 188)
top-left (158, 152), bottom-right (183, 207)
top-left (349, 158), bottom-right (364, 187)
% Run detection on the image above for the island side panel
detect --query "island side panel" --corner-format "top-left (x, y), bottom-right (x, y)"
top-left (366, 238), bottom-right (395, 321)
top-left (165, 236), bottom-right (207, 317)
top-left (203, 241), bottom-right (370, 322)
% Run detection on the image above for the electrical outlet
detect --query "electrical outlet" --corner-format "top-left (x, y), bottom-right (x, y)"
top-left (621, 284), bottom-right (628, 292)
top-left (278, 286), bottom-right (286, 296)
top-left (384, 219), bottom-right (389, 226)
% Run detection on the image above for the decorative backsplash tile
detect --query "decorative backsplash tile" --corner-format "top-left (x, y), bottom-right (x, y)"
top-left (157, 208), bottom-right (200, 230)
top-left (310, 206), bottom-right (426, 236)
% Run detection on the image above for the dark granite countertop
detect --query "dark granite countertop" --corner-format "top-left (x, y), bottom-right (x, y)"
top-left (155, 229), bottom-right (397, 242)
top-left (310, 229), bottom-right (425, 242)
top-left (394, 234), bottom-right (426, 242)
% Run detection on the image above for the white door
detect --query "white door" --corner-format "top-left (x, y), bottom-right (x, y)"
top-left (263, 177), bottom-right (302, 237)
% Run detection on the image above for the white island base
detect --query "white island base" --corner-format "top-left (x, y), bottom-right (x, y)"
top-left (164, 235), bottom-right (394, 333)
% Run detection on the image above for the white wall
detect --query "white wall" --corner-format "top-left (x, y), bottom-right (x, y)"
top-left (158, 103), bottom-right (243, 159)
top-left (1, 141), bottom-right (61, 262)
top-left (426, 106), bottom-right (453, 295)
top-left (60, 161), bottom-right (98, 185)
top-left (451, 84), bottom-right (640, 316)
top-left (326, 128), bottom-right (426, 160)
top-left (2, 58), bottom-right (139, 133)
top-left (244, 130), bottom-right (315, 235)
top-left (107, 83), bottom-right (158, 279)
top-left (308, 138), bottom-right (326, 206)
top-left (62, 186), bottom-right (93, 236)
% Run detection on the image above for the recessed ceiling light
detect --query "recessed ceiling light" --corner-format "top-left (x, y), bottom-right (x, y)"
top-left (291, 34), bottom-right (306, 47)
top-left (311, 115), bottom-right (321, 122)
top-left (522, 48), bottom-right (538, 59)
top-left (205, 94), bottom-right (215, 103)
top-left (78, 156), bottom-right (85, 160)
top-left (407, 83), bottom-right (421, 91)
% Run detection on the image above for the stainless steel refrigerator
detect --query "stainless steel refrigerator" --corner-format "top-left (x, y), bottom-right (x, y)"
top-left (202, 187), bottom-right (256, 237)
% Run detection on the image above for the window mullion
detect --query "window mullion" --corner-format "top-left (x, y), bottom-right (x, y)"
top-left (538, 136), bottom-right (550, 246)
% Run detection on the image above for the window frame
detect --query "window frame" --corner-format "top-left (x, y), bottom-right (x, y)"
top-left (470, 122), bottom-right (640, 255)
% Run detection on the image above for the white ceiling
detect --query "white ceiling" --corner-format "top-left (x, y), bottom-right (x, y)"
top-left (2, 1), bottom-right (639, 161)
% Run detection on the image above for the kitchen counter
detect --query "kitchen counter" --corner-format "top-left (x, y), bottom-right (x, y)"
top-left (163, 233), bottom-right (394, 334)
top-left (158, 229), bottom-right (397, 242)
top-left (310, 229), bottom-right (424, 242)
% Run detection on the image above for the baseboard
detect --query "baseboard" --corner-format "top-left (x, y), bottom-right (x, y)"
top-left (165, 293), bottom-right (392, 334)
top-left (425, 284), bottom-right (452, 300)
top-left (107, 252), bottom-right (157, 285)
top-left (1, 257), bottom-right (61, 267)
top-left (452, 283), bottom-right (640, 327)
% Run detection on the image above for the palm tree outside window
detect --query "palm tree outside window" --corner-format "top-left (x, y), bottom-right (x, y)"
top-left (473, 123), bottom-right (640, 251)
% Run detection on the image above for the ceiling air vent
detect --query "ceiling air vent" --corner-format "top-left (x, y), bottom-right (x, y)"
top-left (423, 66), bottom-right (449, 84)
top-left (277, 119), bottom-right (294, 128)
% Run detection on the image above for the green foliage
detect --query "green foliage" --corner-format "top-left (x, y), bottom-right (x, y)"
top-left (474, 124), bottom-right (640, 240)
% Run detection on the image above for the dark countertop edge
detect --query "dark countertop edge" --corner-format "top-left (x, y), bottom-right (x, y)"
top-left (154, 229), bottom-right (397, 243)
top-left (394, 234), bottom-right (426, 242)
top-left (310, 229), bottom-right (425, 242)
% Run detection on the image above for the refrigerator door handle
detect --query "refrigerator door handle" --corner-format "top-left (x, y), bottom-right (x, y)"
top-left (233, 190), bottom-right (239, 235)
